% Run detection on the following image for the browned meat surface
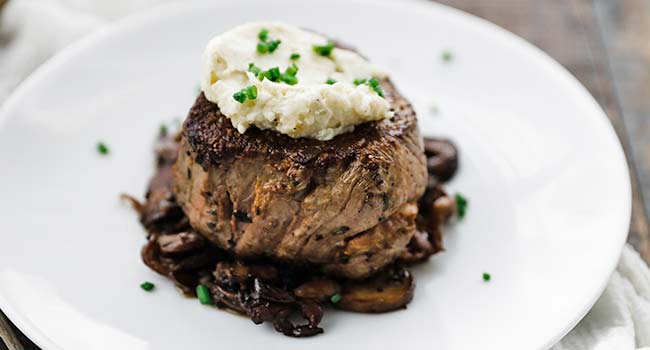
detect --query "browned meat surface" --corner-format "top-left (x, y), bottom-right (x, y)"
top-left (173, 81), bottom-right (428, 279)
top-left (126, 130), bottom-right (459, 337)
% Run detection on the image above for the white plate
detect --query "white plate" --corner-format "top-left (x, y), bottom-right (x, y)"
top-left (0, 0), bottom-right (631, 349)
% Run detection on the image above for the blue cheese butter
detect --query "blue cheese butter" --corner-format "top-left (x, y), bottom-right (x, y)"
top-left (201, 22), bottom-right (392, 141)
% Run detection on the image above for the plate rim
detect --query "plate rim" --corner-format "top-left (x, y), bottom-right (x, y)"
top-left (0, 0), bottom-right (631, 349)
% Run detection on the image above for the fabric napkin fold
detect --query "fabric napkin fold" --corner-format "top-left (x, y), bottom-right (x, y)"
top-left (1, 1), bottom-right (649, 349)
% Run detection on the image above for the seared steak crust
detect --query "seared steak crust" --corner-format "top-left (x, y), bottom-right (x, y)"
top-left (174, 81), bottom-right (428, 278)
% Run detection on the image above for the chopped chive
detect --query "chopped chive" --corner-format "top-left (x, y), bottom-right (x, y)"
top-left (290, 53), bottom-right (301, 60)
top-left (285, 63), bottom-right (298, 76)
top-left (267, 39), bottom-right (281, 53)
top-left (245, 85), bottom-right (258, 99)
top-left (258, 28), bottom-right (269, 41)
top-left (330, 293), bottom-right (342, 304)
top-left (455, 193), bottom-right (468, 219)
top-left (281, 73), bottom-right (298, 85)
top-left (140, 281), bottom-right (155, 291)
top-left (248, 63), bottom-right (262, 75)
top-left (368, 77), bottom-right (384, 97)
top-left (313, 41), bottom-right (334, 57)
top-left (353, 77), bottom-right (384, 97)
top-left (265, 67), bottom-right (281, 82)
top-left (233, 90), bottom-right (247, 103)
top-left (257, 29), bottom-right (281, 54)
top-left (442, 50), bottom-right (453, 62)
top-left (353, 78), bottom-right (367, 86)
top-left (250, 64), bottom-right (300, 86)
top-left (159, 124), bottom-right (168, 137)
top-left (326, 78), bottom-right (337, 85)
top-left (256, 42), bottom-right (269, 54)
top-left (97, 142), bottom-right (109, 155)
top-left (482, 273), bottom-right (491, 282)
top-left (196, 284), bottom-right (213, 305)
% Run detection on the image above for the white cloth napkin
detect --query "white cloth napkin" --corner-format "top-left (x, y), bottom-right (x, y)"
top-left (1, 1), bottom-right (650, 349)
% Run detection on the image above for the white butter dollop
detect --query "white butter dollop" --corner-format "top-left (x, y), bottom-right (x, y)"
top-left (201, 22), bottom-right (392, 141)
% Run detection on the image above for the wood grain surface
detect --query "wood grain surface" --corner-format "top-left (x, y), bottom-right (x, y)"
top-left (1, 0), bottom-right (649, 348)
top-left (0, 312), bottom-right (25, 350)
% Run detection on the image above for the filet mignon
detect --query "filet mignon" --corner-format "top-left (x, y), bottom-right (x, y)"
top-left (173, 80), bottom-right (428, 279)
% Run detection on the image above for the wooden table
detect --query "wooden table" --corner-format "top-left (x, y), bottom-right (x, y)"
top-left (1, 0), bottom-right (649, 349)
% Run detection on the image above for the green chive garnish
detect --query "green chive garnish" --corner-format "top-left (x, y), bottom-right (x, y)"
top-left (248, 63), bottom-right (262, 75)
top-left (233, 91), bottom-right (247, 103)
top-left (245, 85), bottom-right (258, 99)
top-left (281, 73), bottom-right (298, 85)
top-left (353, 78), bottom-right (367, 86)
top-left (256, 42), bottom-right (269, 54)
top-left (257, 29), bottom-right (281, 54)
top-left (140, 281), bottom-right (155, 291)
top-left (159, 124), bottom-right (168, 137)
top-left (258, 28), bottom-right (269, 41)
top-left (196, 285), bottom-right (213, 305)
top-left (267, 39), bottom-right (281, 53)
top-left (330, 293), bottom-right (342, 304)
top-left (326, 78), bottom-right (337, 85)
top-left (352, 78), bottom-right (384, 97)
top-left (290, 53), bottom-right (301, 60)
top-left (313, 41), bottom-right (334, 57)
top-left (455, 193), bottom-right (468, 219)
top-left (265, 67), bottom-right (281, 82)
top-left (285, 63), bottom-right (298, 76)
top-left (97, 142), bottom-right (109, 155)
top-left (368, 77), bottom-right (384, 97)
top-left (249, 64), bottom-right (299, 86)
top-left (482, 273), bottom-right (491, 282)
top-left (442, 50), bottom-right (453, 62)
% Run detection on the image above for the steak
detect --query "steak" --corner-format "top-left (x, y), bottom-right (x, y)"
top-left (173, 80), bottom-right (428, 279)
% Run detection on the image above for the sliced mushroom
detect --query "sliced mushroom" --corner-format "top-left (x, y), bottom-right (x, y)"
top-left (337, 267), bottom-right (414, 313)
top-left (423, 137), bottom-right (458, 182)
top-left (245, 280), bottom-right (324, 337)
top-left (140, 165), bottom-right (187, 233)
top-left (166, 249), bottom-right (221, 272)
top-left (294, 279), bottom-right (342, 301)
top-left (433, 194), bottom-right (455, 223)
top-left (157, 231), bottom-right (205, 254)
top-left (400, 230), bottom-right (437, 263)
top-left (120, 194), bottom-right (145, 214)
top-left (141, 235), bottom-right (169, 275)
top-left (271, 305), bottom-right (324, 337)
top-left (242, 264), bottom-right (280, 282)
top-left (253, 278), bottom-right (295, 304)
